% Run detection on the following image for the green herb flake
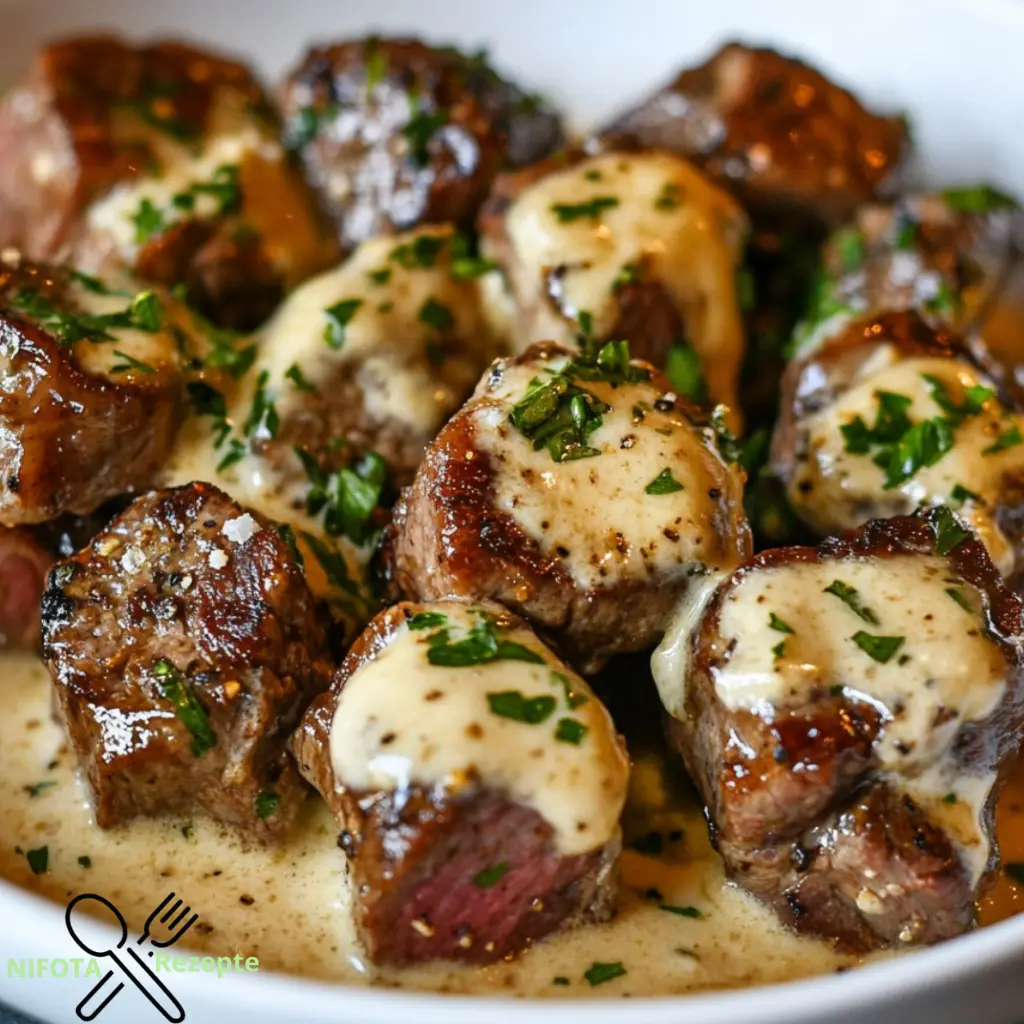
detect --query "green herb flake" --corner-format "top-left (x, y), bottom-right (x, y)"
top-left (658, 904), bottom-right (703, 919)
top-left (418, 296), bottom-right (454, 332)
top-left (243, 371), bottom-right (279, 440)
top-left (584, 962), bottom-right (626, 986)
top-left (665, 340), bottom-right (708, 404)
top-left (645, 468), bottom-right (684, 495)
top-left (487, 690), bottom-right (557, 724)
top-left (833, 227), bottom-right (865, 271)
top-left (554, 718), bottom-right (588, 745)
top-left (769, 613), bottom-right (794, 635)
top-left (408, 610), bottom-right (448, 631)
top-left (389, 234), bottom-right (446, 269)
top-left (23, 781), bottom-right (56, 798)
top-left (551, 196), bottom-right (620, 223)
top-left (892, 217), bottom-right (918, 251)
top-left (153, 660), bottom-right (217, 757)
top-left (323, 298), bottom-right (363, 350)
top-left (285, 362), bottom-right (317, 393)
top-left (951, 483), bottom-right (979, 505)
top-left (983, 424), bottom-right (1023, 456)
top-left (450, 233), bottom-right (497, 279)
top-left (553, 672), bottom-right (589, 710)
top-left (254, 791), bottom-right (280, 819)
top-left (472, 862), bottom-right (509, 888)
top-left (934, 504), bottom-right (971, 556)
top-left (945, 588), bottom-right (973, 612)
top-left (78, 855), bottom-right (92, 868)
top-left (613, 262), bottom-right (639, 289)
top-left (851, 632), bottom-right (904, 664)
top-left (943, 793), bottom-right (958, 805)
top-left (772, 639), bottom-right (787, 661)
top-left (296, 448), bottom-right (386, 547)
top-left (583, 169), bottom-right (602, 182)
top-left (109, 350), bottom-right (157, 375)
top-left (824, 581), bottom-right (880, 625)
top-left (25, 846), bottom-right (49, 875)
top-left (654, 182), bottom-right (681, 211)
top-left (275, 524), bottom-right (304, 568)
top-left (132, 198), bottom-right (165, 243)
top-left (941, 185), bottom-right (1020, 215)
top-left (367, 267), bottom-right (392, 286)
top-left (429, 614), bottom-right (545, 669)
top-left (402, 108), bottom-right (448, 167)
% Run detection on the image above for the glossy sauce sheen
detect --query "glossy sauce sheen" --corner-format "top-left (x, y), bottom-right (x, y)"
top-left (474, 355), bottom-right (749, 590)
top-left (2, 654), bottom-right (885, 993)
top-left (497, 151), bottom-right (746, 407)
top-left (791, 348), bottom-right (1024, 573)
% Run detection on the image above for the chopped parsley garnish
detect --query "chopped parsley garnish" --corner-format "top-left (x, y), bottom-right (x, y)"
top-left (408, 610), bottom-right (448, 631)
top-left (943, 793), bottom-right (959, 805)
top-left (710, 409), bottom-right (768, 472)
top-left (130, 290), bottom-right (164, 331)
top-left (933, 504), bottom-right (971, 556)
top-left (472, 862), bottom-right (509, 888)
top-left (487, 691), bottom-right (557, 723)
top-left (10, 287), bottom-right (163, 347)
top-left (554, 718), bottom-right (588, 745)
top-left (285, 362), bottom-right (317, 393)
top-left (367, 267), bottom-right (391, 286)
top-left (243, 371), bottom-right (279, 440)
top-left (299, 532), bottom-right (371, 618)
top-left (658, 904), bottom-right (702, 919)
top-left (132, 198), bottom-right (165, 243)
top-left (941, 184), bottom-right (1020, 214)
top-left (946, 588), bottom-right (973, 612)
top-left (364, 43), bottom-right (387, 91)
top-left (772, 639), bottom-right (787, 661)
top-left (950, 483), bottom-right (979, 505)
top-left (71, 270), bottom-right (131, 297)
top-left (553, 672), bottom-right (589, 709)
top-left (25, 846), bottom-right (49, 876)
top-left (450, 234), bottom-right (497, 279)
top-left (23, 781), bottom-right (56, 798)
top-left (851, 632), bottom-right (904, 664)
top-left (109, 350), bottom-right (156, 375)
top-left (288, 107), bottom-right (322, 149)
top-left (428, 615), bottom-right (545, 668)
top-left (654, 182), bottom-right (681, 211)
top-left (769, 613), bottom-right (794, 634)
top-left (925, 280), bottom-right (961, 319)
top-left (187, 381), bottom-right (230, 443)
top-left (389, 234), bottom-right (446, 269)
top-left (665, 340), bottom-right (708, 403)
top-left (892, 216), bottom-right (918, 251)
top-left (418, 296), bottom-right (454, 332)
top-left (550, 196), bottom-right (620, 223)
top-left (254, 791), bottom-right (280, 819)
top-left (833, 227), bottom-right (865, 271)
top-left (296, 448), bottom-right (386, 546)
top-left (402, 108), bottom-right (448, 167)
top-left (584, 169), bottom-right (602, 182)
top-left (824, 580), bottom-right (880, 625)
top-left (983, 424), bottom-right (1023, 455)
top-left (153, 660), bottom-right (217, 757)
top-left (275, 524), bottom-right (304, 567)
top-left (173, 165), bottom-right (242, 218)
top-left (584, 962), bottom-right (626, 986)
top-left (323, 299), bottom-right (363, 350)
top-left (645, 468), bottom-right (684, 495)
top-left (78, 856), bottom-right (92, 869)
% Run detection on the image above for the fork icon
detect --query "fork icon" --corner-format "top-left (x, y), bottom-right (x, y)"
top-left (74, 892), bottom-right (197, 1021)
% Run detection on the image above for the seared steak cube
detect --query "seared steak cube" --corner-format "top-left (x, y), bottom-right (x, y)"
top-left (479, 149), bottom-right (748, 411)
top-left (652, 509), bottom-right (1024, 949)
top-left (0, 256), bottom-right (183, 525)
top-left (772, 309), bottom-right (1024, 581)
top-left (388, 342), bottom-right (751, 674)
top-left (0, 36), bottom-right (339, 330)
top-left (603, 42), bottom-right (909, 226)
top-left (291, 599), bottom-right (628, 965)
top-left (280, 37), bottom-right (564, 251)
top-left (41, 482), bottom-right (334, 838)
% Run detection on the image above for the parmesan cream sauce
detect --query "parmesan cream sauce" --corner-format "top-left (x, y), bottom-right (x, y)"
top-left (652, 554), bottom-right (1010, 886)
top-left (491, 151), bottom-right (747, 410)
top-left (328, 603), bottom-right (629, 856)
top-left (2, 652), bottom-right (885, 995)
top-left (789, 347), bottom-right (1024, 575)
top-left (473, 354), bottom-right (749, 591)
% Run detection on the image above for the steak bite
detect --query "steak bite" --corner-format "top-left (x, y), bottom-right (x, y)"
top-left (291, 599), bottom-right (628, 965)
top-left (0, 255), bottom-right (184, 526)
top-left (41, 482), bottom-right (334, 838)
top-left (602, 42), bottom-right (910, 227)
top-left (772, 309), bottom-right (1024, 580)
top-left (388, 342), bottom-right (752, 674)
top-left (651, 509), bottom-right (1024, 950)
top-left (478, 149), bottom-right (748, 412)
top-left (281, 37), bottom-right (564, 251)
top-left (0, 35), bottom-right (339, 330)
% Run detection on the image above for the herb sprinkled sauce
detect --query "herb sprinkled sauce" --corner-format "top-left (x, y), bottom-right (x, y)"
top-left (328, 602), bottom-right (629, 856)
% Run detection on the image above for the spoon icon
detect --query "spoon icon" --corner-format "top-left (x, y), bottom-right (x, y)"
top-left (65, 894), bottom-right (185, 1023)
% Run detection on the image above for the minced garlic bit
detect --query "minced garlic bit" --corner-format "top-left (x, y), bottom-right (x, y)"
top-left (120, 547), bottom-right (145, 574)
top-left (222, 513), bottom-right (259, 545)
top-left (208, 549), bottom-right (230, 570)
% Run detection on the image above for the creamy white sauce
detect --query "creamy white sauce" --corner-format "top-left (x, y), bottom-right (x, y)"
top-left (329, 603), bottom-right (628, 856)
top-left (491, 151), bottom-right (747, 410)
top-left (473, 353), bottom-right (750, 591)
top-left (85, 95), bottom-right (280, 259)
top-left (653, 554), bottom-right (1008, 887)
top-left (791, 349), bottom-right (1024, 574)
top-left (1, 654), bottom-right (870, 993)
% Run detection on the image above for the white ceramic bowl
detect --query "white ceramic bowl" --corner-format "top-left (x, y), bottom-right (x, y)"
top-left (2, 1), bottom-right (1024, 1021)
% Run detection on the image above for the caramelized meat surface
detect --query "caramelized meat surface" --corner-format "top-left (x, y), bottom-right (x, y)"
top-left (603, 42), bottom-right (909, 226)
top-left (388, 342), bottom-right (751, 674)
top-left (0, 257), bottom-right (183, 525)
top-left (41, 482), bottom-right (334, 838)
top-left (653, 510), bottom-right (1024, 949)
top-left (0, 36), bottom-right (339, 330)
top-left (281, 38), bottom-right (564, 252)
top-left (292, 599), bottom-right (627, 965)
